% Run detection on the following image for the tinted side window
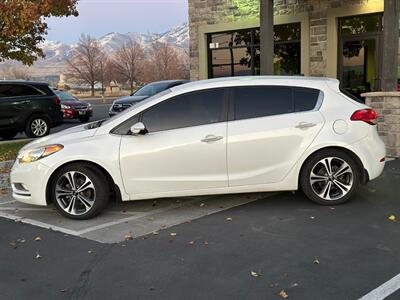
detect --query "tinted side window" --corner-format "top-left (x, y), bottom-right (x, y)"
top-left (142, 89), bottom-right (226, 132)
top-left (233, 86), bottom-right (293, 120)
top-left (0, 84), bottom-right (43, 98)
top-left (293, 87), bottom-right (320, 112)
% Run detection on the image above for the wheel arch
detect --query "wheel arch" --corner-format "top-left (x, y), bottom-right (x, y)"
top-left (298, 146), bottom-right (369, 188)
top-left (45, 160), bottom-right (122, 205)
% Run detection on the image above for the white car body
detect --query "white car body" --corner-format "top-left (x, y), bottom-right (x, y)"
top-left (11, 76), bottom-right (386, 207)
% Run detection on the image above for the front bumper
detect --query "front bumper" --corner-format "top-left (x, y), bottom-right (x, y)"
top-left (10, 160), bottom-right (51, 206)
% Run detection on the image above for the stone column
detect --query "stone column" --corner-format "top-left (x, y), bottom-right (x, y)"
top-left (362, 92), bottom-right (400, 158)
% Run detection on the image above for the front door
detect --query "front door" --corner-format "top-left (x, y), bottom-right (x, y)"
top-left (119, 88), bottom-right (229, 195)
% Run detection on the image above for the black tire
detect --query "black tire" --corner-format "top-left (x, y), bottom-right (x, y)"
top-left (25, 115), bottom-right (50, 138)
top-left (79, 116), bottom-right (90, 123)
top-left (50, 163), bottom-right (110, 220)
top-left (300, 149), bottom-right (360, 205)
top-left (0, 131), bottom-right (18, 140)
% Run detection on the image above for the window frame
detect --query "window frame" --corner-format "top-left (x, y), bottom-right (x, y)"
top-left (228, 85), bottom-right (323, 121)
top-left (0, 83), bottom-right (46, 99)
top-left (112, 88), bottom-right (230, 135)
top-left (207, 23), bottom-right (302, 78)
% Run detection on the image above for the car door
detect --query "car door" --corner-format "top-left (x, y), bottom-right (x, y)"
top-left (119, 88), bottom-right (229, 195)
top-left (0, 84), bottom-right (29, 130)
top-left (227, 85), bottom-right (325, 186)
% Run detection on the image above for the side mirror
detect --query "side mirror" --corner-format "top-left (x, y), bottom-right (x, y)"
top-left (130, 122), bottom-right (147, 135)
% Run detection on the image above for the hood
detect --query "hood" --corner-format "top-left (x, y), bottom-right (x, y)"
top-left (61, 100), bottom-right (90, 107)
top-left (114, 95), bottom-right (148, 105)
top-left (21, 123), bottom-right (97, 151)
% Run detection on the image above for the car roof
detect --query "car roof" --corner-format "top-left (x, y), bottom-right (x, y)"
top-left (0, 80), bottom-right (49, 86)
top-left (169, 76), bottom-right (339, 93)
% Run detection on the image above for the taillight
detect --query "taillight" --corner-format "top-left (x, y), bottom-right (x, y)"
top-left (350, 109), bottom-right (378, 125)
top-left (53, 96), bottom-right (61, 105)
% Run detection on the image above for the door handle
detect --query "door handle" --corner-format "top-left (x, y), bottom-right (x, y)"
top-left (201, 134), bottom-right (224, 143)
top-left (295, 122), bottom-right (317, 129)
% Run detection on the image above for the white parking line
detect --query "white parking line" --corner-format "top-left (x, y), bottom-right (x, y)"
top-left (0, 211), bottom-right (79, 236)
top-left (359, 273), bottom-right (400, 300)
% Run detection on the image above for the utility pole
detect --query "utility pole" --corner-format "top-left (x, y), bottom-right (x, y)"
top-left (260, 0), bottom-right (274, 75)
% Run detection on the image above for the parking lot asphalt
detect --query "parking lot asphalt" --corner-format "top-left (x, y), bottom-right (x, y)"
top-left (0, 159), bottom-right (399, 300)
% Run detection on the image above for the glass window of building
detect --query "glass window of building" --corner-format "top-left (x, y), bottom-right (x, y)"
top-left (208, 23), bottom-right (301, 78)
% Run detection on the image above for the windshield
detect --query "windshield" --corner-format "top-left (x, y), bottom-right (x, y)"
top-left (133, 82), bottom-right (170, 97)
top-left (56, 91), bottom-right (79, 101)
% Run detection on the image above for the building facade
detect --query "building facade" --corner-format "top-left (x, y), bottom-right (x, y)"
top-left (188, 0), bottom-right (400, 157)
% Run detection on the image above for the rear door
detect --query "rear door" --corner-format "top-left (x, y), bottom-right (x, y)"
top-left (227, 85), bottom-right (325, 186)
top-left (0, 84), bottom-right (32, 130)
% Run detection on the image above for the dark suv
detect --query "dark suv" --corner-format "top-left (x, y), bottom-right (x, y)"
top-left (0, 81), bottom-right (63, 139)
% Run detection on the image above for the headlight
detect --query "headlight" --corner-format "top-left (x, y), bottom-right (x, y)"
top-left (61, 104), bottom-right (71, 109)
top-left (18, 144), bottom-right (64, 164)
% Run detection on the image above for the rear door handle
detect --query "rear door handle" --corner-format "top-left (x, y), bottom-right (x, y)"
top-left (201, 134), bottom-right (224, 143)
top-left (295, 122), bottom-right (317, 129)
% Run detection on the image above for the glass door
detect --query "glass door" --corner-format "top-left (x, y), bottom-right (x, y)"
top-left (337, 13), bottom-right (382, 100)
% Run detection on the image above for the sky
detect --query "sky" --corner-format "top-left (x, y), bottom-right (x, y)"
top-left (45, 0), bottom-right (189, 44)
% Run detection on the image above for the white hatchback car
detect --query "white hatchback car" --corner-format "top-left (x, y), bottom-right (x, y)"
top-left (11, 77), bottom-right (386, 219)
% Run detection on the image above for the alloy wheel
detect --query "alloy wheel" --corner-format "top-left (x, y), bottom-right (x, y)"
top-left (309, 157), bottom-right (354, 201)
top-left (31, 118), bottom-right (48, 137)
top-left (55, 171), bottom-right (96, 216)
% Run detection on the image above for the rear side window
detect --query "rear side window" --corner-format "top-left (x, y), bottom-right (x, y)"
top-left (0, 84), bottom-right (44, 98)
top-left (293, 87), bottom-right (320, 112)
top-left (141, 88), bottom-right (226, 132)
top-left (233, 86), bottom-right (293, 120)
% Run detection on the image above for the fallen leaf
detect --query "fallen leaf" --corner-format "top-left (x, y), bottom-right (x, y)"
top-left (226, 217), bottom-right (233, 221)
top-left (152, 231), bottom-right (159, 235)
top-left (313, 259), bottom-right (320, 265)
top-left (189, 240), bottom-right (195, 245)
top-left (34, 236), bottom-right (42, 242)
top-left (204, 241), bottom-right (209, 245)
top-left (290, 283), bottom-right (299, 288)
top-left (388, 215), bottom-right (396, 222)
top-left (250, 271), bottom-right (260, 277)
top-left (279, 289), bottom-right (289, 298)
top-left (10, 241), bottom-right (17, 249)
top-left (200, 203), bottom-right (205, 207)
top-left (124, 232), bottom-right (133, 241)
top-left (88, 250), bottom-right (94, 254)
top-left (170, 232), bottom-right (177, 236)
top-left (310, 216), bottom-right (315, 220)
top-left (35, 252), bottom-right (41, 259)
top-left (60, 288), bottom-right (68, 293)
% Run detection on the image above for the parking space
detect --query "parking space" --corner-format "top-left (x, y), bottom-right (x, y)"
top-left (0, 192), bottom-right (271, 243)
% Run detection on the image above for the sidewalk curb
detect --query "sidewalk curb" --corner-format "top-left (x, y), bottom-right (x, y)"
top-left (0, 138), bottom-right (33, 146)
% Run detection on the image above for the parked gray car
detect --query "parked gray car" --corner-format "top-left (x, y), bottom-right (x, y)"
top-left (109, 80), bottom-right (189, 117)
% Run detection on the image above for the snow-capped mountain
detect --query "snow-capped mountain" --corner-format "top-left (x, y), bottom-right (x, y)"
top-left (1, 23), bottom-right (189, 78)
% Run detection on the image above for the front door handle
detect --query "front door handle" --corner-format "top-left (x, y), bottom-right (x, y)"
top-left (295, 122), bottom-right (317, 129)
top-left (201, 134), bottom-right (224, 143)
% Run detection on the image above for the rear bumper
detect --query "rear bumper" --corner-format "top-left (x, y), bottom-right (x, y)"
top-left (349, 131), bottom-right (386, 181)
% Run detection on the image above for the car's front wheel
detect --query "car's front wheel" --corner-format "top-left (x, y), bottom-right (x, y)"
top-left (26, 115), bottom-right (50, 138)
top-left (300, 149), bottom-right (360, 205)
top-left (51, 164), bottom-right (110, 219)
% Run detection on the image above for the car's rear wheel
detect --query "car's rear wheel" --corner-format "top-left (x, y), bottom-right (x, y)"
top-left (79, 116), bottom-right (90, 123)
top-left (26, 115), bottom-right (50, 138)
top-left (0, 131), bottom-right (18, 140)
top-left (300, 149), bottom-right (360, 205)
top-left (51, 164), bottom-right (110, 219)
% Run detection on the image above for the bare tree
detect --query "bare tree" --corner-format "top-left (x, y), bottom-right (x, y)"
top-left (145, 43), bottom-right (189, 82)
top-left (66, 34), bottom-right (104, 96)
top-left (112, 40), bottom-right (145, 93)
top-left (1, 63), bottom-right (32, 80)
